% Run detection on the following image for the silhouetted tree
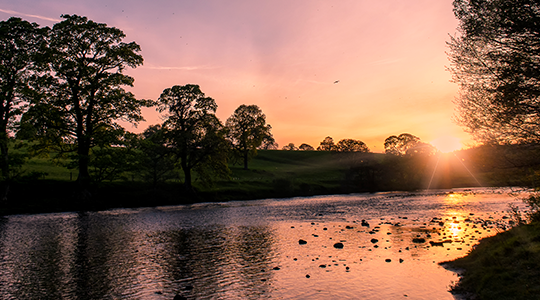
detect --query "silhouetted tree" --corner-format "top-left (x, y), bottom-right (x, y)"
top-left (384, 133), bottom-right (421, 156)
top-left (25, 15), bottom-right (150, 188)
top-left (259, 139), bottom-right (279, 150)
top-left (134, 124), bottom-right (177, 186)
top-left (317, 136), bottom-right (335, 151)
top-left (448, 0), bottom-right (540, 143)
top-left (0, 17), bottom-right (45, 186)
top-left (226, 104), bottom-right (273, 169)
top-left (157, 84), bottom-right (229, 189)
top-left (282, 143), bottom-right (297, 151)
top-left (335, 139), bottom-right (370, 152)
top-left (88, 130), bottom-right (137, 183)
top-left (298, 143), bottom-right (315, 151)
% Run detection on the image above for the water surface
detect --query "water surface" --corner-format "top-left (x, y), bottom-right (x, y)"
top-left (0, 188), bottom-right (526, 299)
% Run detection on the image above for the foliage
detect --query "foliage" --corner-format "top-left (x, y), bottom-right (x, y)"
top-left (317, 136), bottom-right (336, 151)
top-left (448, 0), bottom-right (540, 144)
top-left (384, 133), bottom-right (421, 156)
top-left (24, 15), bottom-right (151, 185)
top-left (335, 138), bottom-right (370, 152)
top-left (225, 104), bottom-right (273, 170)
top-left (523, 192), bottom-right (540, 223)
top-left (282, 143), bottom-right (297, 151)
top-left (0, 17), bottom-right (45, 180)
top-left (298, 143), bottom-right (315, 151)
top-left (157, 84), bottom-right (229, 188)
top-left (134, 124), bottom-right (178, 186)
top-left (88, 131), bottom-right (139, 183)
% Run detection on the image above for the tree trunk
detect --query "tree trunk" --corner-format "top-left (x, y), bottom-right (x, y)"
top-left (243, 150), bottom-right (249, 170)
top-left (181, 155), bottom-right (192, 189)
top-left (0, 135), bottom-right (9, 180)
top-left (0, 132), bottom-right (10, 202)
top-left (77, 142), bottom-right (91, 187)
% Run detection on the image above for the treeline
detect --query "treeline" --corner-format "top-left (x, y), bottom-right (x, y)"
top-left (0, 15), bottom-right (280, 196)
top-left (0, 14), bottom-right (443, 198)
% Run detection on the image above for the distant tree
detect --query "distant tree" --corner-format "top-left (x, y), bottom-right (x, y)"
top-left (317, 136), bottom-right (336, 151)
top-left (448, 0), bottom-right (540, 144)
top-left (282, 143), bottom-right (297, 151)
top-left (298, 143), bottom-right (315, 151)
top-left (384, 133), bottom-right (421, 156)
top-left (157, 84), bottom-right (229, 189)
top-left (406, 142), bottom-right (437, 156)
top-left (25, 15), bottom-right (150, 188)
top-left (134, 124), bottom-right (177, 186)
top-left (259, 140), bottom-right (279, 150)
top-left (335, 139), bottom-right (370, 152)
top-left (226, 104), bottom-right (273, 170)
top-left (0, 18), bottom-right (45, 183)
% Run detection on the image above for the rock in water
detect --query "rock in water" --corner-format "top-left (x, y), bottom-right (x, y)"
top-left (333, 242), bottom-right (344, 249)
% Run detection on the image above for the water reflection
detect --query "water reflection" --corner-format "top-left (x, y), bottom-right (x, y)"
top-left (0, 188), bottom-right (527, 299)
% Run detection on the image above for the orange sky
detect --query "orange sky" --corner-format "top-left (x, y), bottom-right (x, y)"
top-left (0, 0), bottom-right (470, 152)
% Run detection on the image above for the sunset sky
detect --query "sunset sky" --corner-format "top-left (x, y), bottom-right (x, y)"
top-left (0, 0), bottom-right (468, 152)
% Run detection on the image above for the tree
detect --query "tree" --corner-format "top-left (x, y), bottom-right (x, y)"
top-left (226, 104), bottom-right (273, 170)
top-left (448, 0), bottom-right (540, 144)
top-left (157, 84), bottom-right (229, 189)
top-left (0, 18), bottom-right (45, 182)
top-left (134, 124), bottom-right (177, 186)
top-left (335, 139), bottom-right (370, 152)
top-left (384, 133), bottom-right (421, 156)
top-left (282, 143), bottom-right (297, 151)
top-left (25, 15), bottom-right (150, 187)
top-left (317, 136), bottom-right (336, 151)
top-left (298, 143), bottom-right (315, 151)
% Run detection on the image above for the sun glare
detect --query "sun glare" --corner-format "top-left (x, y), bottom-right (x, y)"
top-left (430, 136), bottom-right (462, 153)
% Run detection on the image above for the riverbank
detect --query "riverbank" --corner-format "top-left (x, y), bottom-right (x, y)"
top-left (443, 221), bottom-right (540, 300)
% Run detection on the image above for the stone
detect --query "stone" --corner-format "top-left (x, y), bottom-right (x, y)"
top-left (299, 239), bottom-right (308, 245)
top-left (333, 242), bottom-right (344, 249)
top-left (371, 238), bottom-right (379, 243)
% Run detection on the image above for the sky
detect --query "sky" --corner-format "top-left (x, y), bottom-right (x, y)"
top-left (0, 0), bottom-right (469, 152)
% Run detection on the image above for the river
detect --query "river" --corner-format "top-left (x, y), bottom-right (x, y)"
top-left (0, 187), bottom-right (527, 299)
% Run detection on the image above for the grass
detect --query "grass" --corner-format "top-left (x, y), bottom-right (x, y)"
top-left (443, 222), bottom-right (540, 300)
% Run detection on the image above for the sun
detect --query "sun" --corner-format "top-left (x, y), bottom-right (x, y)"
top-left (430, 136), bottom-right (462, 153)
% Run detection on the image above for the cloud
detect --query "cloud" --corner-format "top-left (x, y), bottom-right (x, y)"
top-left (0, 8), bottom-right (61, 22)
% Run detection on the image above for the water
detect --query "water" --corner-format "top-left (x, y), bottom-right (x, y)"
top-left (0, 187), bottom-right (527, 299)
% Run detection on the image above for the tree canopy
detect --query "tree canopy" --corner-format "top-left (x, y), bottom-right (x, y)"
top-left (157, 84), bottom-right (229, 188)
top-left (384, 133), bottom-right (421, 156)
top-left (335, 139), bottom-right (370, 152)
top-left (298, 143), bottom-right (315, 151)
top-left (317, 136), bottom-right (336, 151)
top-left (0, 17), bottom-right (45, 180)
top-left (448, 0), bottom-right (540, 144)
top-left (25, 15), bottom-right (150, 185)
top-left (225, 104), bottom-right (273, 169)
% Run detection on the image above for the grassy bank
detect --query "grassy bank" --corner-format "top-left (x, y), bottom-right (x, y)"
top-left (0, 148), bottom-right (536, 216)
top-left (443, 221), bottom-right (540, 299)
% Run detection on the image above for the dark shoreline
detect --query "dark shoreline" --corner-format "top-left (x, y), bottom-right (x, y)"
top-left (0, 179), bottom-right (345, 216)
